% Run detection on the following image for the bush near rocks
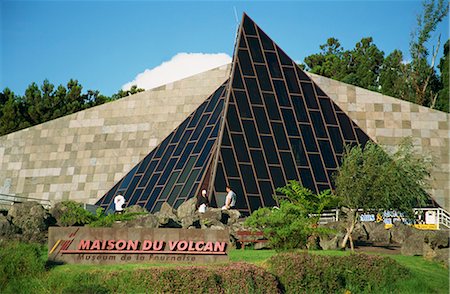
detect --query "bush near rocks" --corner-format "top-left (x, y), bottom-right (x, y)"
top-left (268, 252), bottom-right (410, 294)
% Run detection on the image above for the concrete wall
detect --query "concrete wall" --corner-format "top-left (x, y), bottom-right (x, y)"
top-left (0, 65), bottom-right (230, 204)
top-left (309, 73), bottom-right (450, 210)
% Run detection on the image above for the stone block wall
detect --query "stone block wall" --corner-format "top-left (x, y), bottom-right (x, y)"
top-left (0, 65), bottom-right (230, 204)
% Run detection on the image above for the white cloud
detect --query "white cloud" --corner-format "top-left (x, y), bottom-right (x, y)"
top-left (122, 52), bottom-right (232, 91)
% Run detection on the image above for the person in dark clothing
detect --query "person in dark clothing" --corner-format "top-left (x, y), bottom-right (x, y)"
top-left (196, 189), bottom-right (209, 213)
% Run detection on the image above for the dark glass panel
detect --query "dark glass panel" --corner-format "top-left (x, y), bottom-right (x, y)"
top-left (211, 121), bottom-right (221, 138)
top-left (309, 110), bottom-right (327, 138)
top-left (226, 104), bottom-right (242, 132)
top-left (138, 160), bottom-right (158, 187)
top-left (299, 124), bottom-right (318, 152)
top-left (328, 126), bottom-right (344, 154)
top-left (142, 174), bottom-right (159, 200)
top-left (269, 166), bottom-right (286, 190)
top-left (259, 180), bottom-right (276, 206)
top-left (263, 93), bottom-right (281, 120)
top-left (336, 154), bottom-right (342, 165)
top-left (261, 136), bottom-right (279, 164)
top-left (214, 162), bottom-right (227, 192)
top-left (337, 113), bottom-right (356, 140)
top-left (177, 156), bottom-right (197, 183)
top-left (273, 80), bottom-right (290, 107)
top-left (191, 114), bottom-right (210, 141)
top-left (124, 175), bottom-right (141, 199)
top-left (232, 63), bottom-right (245, 89)
top-left (253, 107), bottom-right (271, 134)
top-left (195, 140), bottom-right (215, 167)
top-left (159, 171), bottom-right (180, 200)
top-left (209, 98), bottom-right (224, 125)
top-left (309, 154), bottom-right (327, 183)
top-left (318, 140), bottom-right (337, 168)
top-left (206, 86), bottom-right (224, 112)
top-left (242, 119), bottom-right (260, 148)
top-left (171, 120), bottom-right (189, 144)
top-left (243, 15), bottom-right (257, 35)
top-left (248, 196), bottom-right (262, 212)
top-left (247, 37), bottom-right (264, 63)
top-left (234, 90), bottom-right (252, 118)
top-left (188, 102), bottom-right (207, 128)
top-left (283, 67), bottom-right (300, 94)
top-left (152, 201), bottom-right (163, 213)
top-left (318, 98), bottom-right (338, 125)
top-left (281, 108), bottom-right (300, 136)
top-left (240, 164), bottom-right (259, 194)
top-left (174, 198), bottom-right (186, 210)
top-left (188, 182), bottom-right (199, 198)
top-left (295, 65), bottom-right (310, 81)
top-left (222, 126), bottom-right (231, 146)
top-left (193, 126), bottom-right (212, 153)
top-left (290, 138), bottom-right (308, 166)
top-left (119, 165), bottom-right (139, 189)
top-left (147, 187), bottom-right (162, 211)
top-left (250, 150), bottom-right (269, 179)
top-left (222, 148), bottom-right (239, 177)
top-left (239, 34), bottom-right (247, 48)
top-left (238, 50), bottom-right (254, 76)
top-left (291, 95), bottom-right (309, 123)
top-left (355, 126), bottom-right (370, 145)
top-left (173, 130), bottom-right (192, 156)
top-left (175, 142), bottom-right (195, 170)
top-left (231, 133), bottom-right (250, 163)
top-left (137, 153), bottom-right (153, 174)
top-left (271, 122), bottom-right (289, 150)
top-left (265, 52), bottom-right (282, 78)
top-left (317, 184), bottom-right (331, 193)
top-left (154, 134), bottom-right (173, 158)
top-left (180, 169), bottom-right (200, 197)
top-left (258, 27), bottom-right (275, 50)
top-left (167, 185), bottom-right (182, 206)
top-left (156, 144), bottom-right (176, 172)
top-left (280, 152), bottom-right (298, 181)
top-left (255, 65), bottom-right (273, 92)
top-left (129, 189), bottom-right (143, 206)
top-left (277, 48), bottom-right (293, 66)
top-left (300, 82), bottom-right (319, 109)
top-left (244, 78), bottom-right (263, 105)
top-left (228, 179), bottom-right (247, 209)
top-left (314, 83), bottom-right (327, 96)
top-left (157, 157), bottom-right (177, 185)
top-left (299, 167), bottom-right (316, 192)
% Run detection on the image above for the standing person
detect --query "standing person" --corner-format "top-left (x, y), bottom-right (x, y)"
top-left (114, 194), bottom-right (125, 214)
top-left (196, 189), bottom-right (209, 213)
top-left (222, 185), bottom-right (236, 210)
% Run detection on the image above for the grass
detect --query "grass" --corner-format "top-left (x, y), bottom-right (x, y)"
top-left (4, 248), bottom-right (449, 293)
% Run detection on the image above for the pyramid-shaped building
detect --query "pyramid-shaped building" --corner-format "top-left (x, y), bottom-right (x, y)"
top-left (96, 14), bottom-right (371, 214)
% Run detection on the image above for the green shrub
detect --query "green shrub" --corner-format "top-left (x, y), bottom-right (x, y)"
top-left (88, 211), bottom-right (147, 227)
top-left (268, 252), bottom-right (410, 293)
top-left (59, 201), bottom-right (96, 226)
top-left (0, 241), bottom-right (47, 289)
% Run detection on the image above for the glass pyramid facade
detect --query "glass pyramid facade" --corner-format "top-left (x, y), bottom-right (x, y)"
top-left (96, 14), bottom-right (371, 214)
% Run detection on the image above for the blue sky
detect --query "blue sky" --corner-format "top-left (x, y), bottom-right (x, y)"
top-left (1, 0), bottom-right (449, 96)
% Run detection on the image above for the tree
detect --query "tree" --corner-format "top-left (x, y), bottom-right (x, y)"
top-left (245, 181), bottom-right (337, 250)
top-left (110, 85), bottom-right (145, 100)
top-left (436, 39), bottom-right (449, 111)
top-left (379, 50), bottom-right (409, 98)
top-left (334, 139), bottom-right (432, 250)
top-left (409, 0), bottom-right (448, 107)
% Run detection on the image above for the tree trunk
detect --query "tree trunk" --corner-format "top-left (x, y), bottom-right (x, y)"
top-left (340, 209), bottom-right (357, 251)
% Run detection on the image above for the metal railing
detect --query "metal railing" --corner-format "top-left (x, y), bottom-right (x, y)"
top-left (0, 193), bottom-right (51, 210)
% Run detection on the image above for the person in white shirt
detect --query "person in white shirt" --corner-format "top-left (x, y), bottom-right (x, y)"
top-left (114, 194), bottom-right (126, 214)
top-left (222, 185), bottom-right (236, 210)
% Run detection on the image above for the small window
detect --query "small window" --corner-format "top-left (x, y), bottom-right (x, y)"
top-left (265, 52), bottom-right (282, 78)
top-left (273, 80), bottom-right (290, 107)
top-left (234, 90), bottom-right (252, 118)
top-left (240, 164), bottom-right (259, 194)
top-left (263, 93), bottom-right (281, 120)
top-left (244, 77), bottom-right (263, 105)
top-left (253, 107), bottom-right (271, 134)
top-left (231, 134), bottom-right (250, 163)
top-left (250, 150), bottom-right (269, 179)
top-left (247, 37), bottom-right (264, 63)
top-left (242, 119), bottom-right (260, 148)
top-left (300, 82), bottom-right (319, 109)
top-left (255, 65), bottom-right (273, 92)
top-left (221, 148), bottom-right (239, 177)
top-left (238, 50), bottom-right (255, 76)
top-left (283, 67), bottom-right (300, 93)
top-left (271, 122), bottom-right (289, 150)
top-left (299, 124), bottom-right (318, 152)
top-left (261, 136), bottom-right (279, 164)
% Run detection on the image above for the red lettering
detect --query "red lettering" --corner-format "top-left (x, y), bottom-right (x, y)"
top-left (195, 241), bottom-right (205, 251)
top-left (142, 240), bottom-right (152, 250)
top-left (77, 240), bottom-right (90, 250)
top-left (214, 242), bottom-right (226, 252)
top-left (153, 241), bottom-right (164, 251)
top-left (203, 242), bottom-right (213, 252)
top-left (127, 240), bottom-right (139, 250)
top-left (106, 240), bottom-right (115, 250)
top-left (101, 240), bottom-right (107, 250)
top-left (177, 241), bottom-right (188, 251)
top-left (116, 240), bottom-right (127, 250)
top-left (91, 240), bottom-right (101, 250)
top-left (169, 241), bottom-right (178, 251)
top-left (188, 241), bottom-right (195, 251)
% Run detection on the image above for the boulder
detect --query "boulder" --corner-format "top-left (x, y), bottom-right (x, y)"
top-left (154, 203), bottom-right (180, 227)
top-left (49, 201), bottom-right (70, 226)
top-left (390, 223), bottom-right (414, 244)
top-left (352, 222), bottom-right (369, 241)
top-left (113, 214), bottom-right (159, 229)
top-left (0, 214), bottom-right (18, 239)
top-left (401, 232), bottom-right (425, 256)
top-left (254, 242), bottom-right (271, 250)
top-left (306, 234), bottom-right (321, 250)
top-left (363, 222), bottom-right (390, 243)
top-left (221, 209), bottom-right (241, 225)
top-left (199, 208), bottom-right (223, 228)
top-left (125, 205), bottom-right (148, 214)
top-left (423, 230), bottom-right (449, 249)
top-left (210, 224), bottom-right (226, 230)
top-left (7, 202), bottom-right (51, 243)
top-left (434, 248), bottom-right (449, 267)
top-left (319, 234), bottom-right (342, 250)
top-left (176, 198), bottom-right (197, 219)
